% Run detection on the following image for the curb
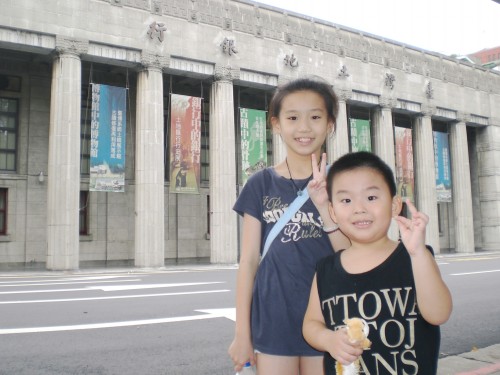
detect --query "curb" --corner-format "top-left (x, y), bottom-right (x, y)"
top-left (438, 344), bottom-right (500, 375)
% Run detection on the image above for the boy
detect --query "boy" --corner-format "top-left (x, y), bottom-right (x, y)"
top-left (303, 151), bottom-right (452, 374)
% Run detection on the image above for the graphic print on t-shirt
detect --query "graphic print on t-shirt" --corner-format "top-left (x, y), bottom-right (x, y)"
top-left (262, 195), bottom-right (324, 245)
top-left (323, 287), bottom-right (420, 373)
top-left (317, 248), bottom-right (440, 375)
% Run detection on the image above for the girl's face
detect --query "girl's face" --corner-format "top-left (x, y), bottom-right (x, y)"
top-left (329, 167), bottom-right (401, 245)
top-left (271, 90), bottom-right (333, 158)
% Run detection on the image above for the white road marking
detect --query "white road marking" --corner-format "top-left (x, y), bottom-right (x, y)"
top-left (0, 279), bottom-right (141, 288)
top-left (0, 308), bottom-right (236, 335)
top-left (0, 289), bottom-right (230, 304)
top-left (0, 282), bottom-right (224, 295)
top-left (88, 282), bottom-right (224, 292)
top-left (451, 269), bottom-right (500, 276)
top-left (0, 276), bottom-right (132, 284)
top-left (446, 256), bottom-right (500, 262)
top-left (196, 308), bottom-right (236, 322)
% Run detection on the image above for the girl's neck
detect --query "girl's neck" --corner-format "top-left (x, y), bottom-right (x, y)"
top-left (281, 153), bottom-right (320, 179)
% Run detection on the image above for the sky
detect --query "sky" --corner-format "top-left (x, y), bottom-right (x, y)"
top-left (255, 0), bottom-right (500, 56)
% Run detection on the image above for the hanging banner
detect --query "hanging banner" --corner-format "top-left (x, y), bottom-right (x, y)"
top-left (433, 131), bottom-right (452, 202)
top-left (169, 94), bottom-right (201, 194)
top-left (89, 84), bottom-right (127, 192)
top-left (394, 127), bottom-right (414, 202)
top-left (240, 108), bottom-right (267, 184)
top-left (350, 118), bottom-right (371, 152)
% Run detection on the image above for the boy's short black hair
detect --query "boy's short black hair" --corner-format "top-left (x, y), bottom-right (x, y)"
top-left (327, 151), bottom-right (397, 201)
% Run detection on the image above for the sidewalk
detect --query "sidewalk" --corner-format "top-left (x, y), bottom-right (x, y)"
top-left (438, 344), bottom-right (500, 374)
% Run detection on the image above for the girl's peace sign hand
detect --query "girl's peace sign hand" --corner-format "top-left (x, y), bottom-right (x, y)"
top-left (394, 199), bottom-right (429, 256)
top-left (307, 153), bottom-right (330, 209)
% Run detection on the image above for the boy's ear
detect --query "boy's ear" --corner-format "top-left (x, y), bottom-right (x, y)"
top-left (392, 195), bottom-right (403, 216)
top-left (328, 202), bottom-right (338, 223)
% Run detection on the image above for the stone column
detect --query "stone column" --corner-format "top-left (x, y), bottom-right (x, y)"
top-left (476, 118), bottom-right (500, 251)
top-left (134, 52), bottom-right (166, 268)
top-left (272, 132), bottom-right (286, 164)
top-left (273, 76), bottom-right (288, 163)
top-left (329, 89), bottom-right (350, 163)
top-left (373, 97), bottom-right (398, 240)
top-left (373, 97), bottom-right (396, 170)
top-left (209, 65), bottom-right (238, 263)
top-left (449, 115), bottom-right (474, 253)
top-left (46, 37), bottom-right (88, 270)
top-left (413, 107), bottom-right (440, 252)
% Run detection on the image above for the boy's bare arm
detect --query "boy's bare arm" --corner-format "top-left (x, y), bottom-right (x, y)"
top-left (303, 275), bottom-right (363, 365)
top-left (411, 249), bottom-right (452, 325)
top-left (395, 200), bottom-right (452, 325)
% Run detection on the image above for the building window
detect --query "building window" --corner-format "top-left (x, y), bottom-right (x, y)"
top-left (80, 86), bottom-right (91, 175)
top-left (206, 195), bottom-right (210, 236)
top-left (0, 98), bottom-right (18, 171)
top-left (80, 125), bottom-right (91, 175)
top-left (0, 188), bottom-right (7, 234)
top-left (201, 102), bottom-right (210, 182)
top-left (79, 191), bottom-right (89, 235)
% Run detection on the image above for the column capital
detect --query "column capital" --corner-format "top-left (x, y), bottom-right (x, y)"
top-left (140, 51), bottom-right (169, 71)
top-left (277, 75), bottom-right (291, 86)
top-left (420, 104), bottom-right (436, 117)
top-left (490, 117), bottom-right (500, 127)
top-left (455, 111), bottom-right (471, 123)
top-left (337, 88), bottom-right (352, 102)
top-left (214, 64), bottom-right (239, 82)
top-left (55, 36), bottom-right (88, 57)
top-left (379, 95), bottom-right (396, 109)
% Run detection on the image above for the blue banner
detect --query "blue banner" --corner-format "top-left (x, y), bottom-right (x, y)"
top-left (433, 131), bottom-right (452, 202)
top-left (90, 84), bottom-right (127, 192)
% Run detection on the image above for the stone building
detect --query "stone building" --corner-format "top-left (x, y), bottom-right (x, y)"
top-left (0, 0), bottom-right (499, 270)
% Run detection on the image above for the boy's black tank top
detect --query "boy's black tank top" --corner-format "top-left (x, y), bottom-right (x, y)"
top-left (316, 243), bottom-right (440, 375)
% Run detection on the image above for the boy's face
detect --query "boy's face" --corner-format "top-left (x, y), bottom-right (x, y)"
top-left (328, 167), bottom-right (401, 244)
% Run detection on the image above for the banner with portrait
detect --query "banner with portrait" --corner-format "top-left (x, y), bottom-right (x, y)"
top-left (433, 131), bottom-right (452, 202)
top-left (394, 127), bottom-right (414, 202)
top-left (89, 84), bottom-right (127, 192)
top-left (240, 108), bottom-right (267, 184)
top-left (349, 118), bottom-right (371, 152)
top-left (169, 94), bottom-right (201, 194)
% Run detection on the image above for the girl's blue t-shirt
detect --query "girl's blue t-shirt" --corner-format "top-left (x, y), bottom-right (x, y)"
top-left (233, 167), bottom-right (334, 356)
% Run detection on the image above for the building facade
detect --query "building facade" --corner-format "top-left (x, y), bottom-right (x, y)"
top-left (0, 0), bottom-right (499, 270)
top-left (468, 46), bottom-right (500, 65)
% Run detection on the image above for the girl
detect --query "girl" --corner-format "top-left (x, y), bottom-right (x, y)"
top-left (229, 77), bottom-right (350, 375)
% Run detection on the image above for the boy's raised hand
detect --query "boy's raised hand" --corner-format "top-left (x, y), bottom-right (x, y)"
top-left (308, 153), bottom-right (329, 208)
top-left (395, 199), bottom-right (429, 256)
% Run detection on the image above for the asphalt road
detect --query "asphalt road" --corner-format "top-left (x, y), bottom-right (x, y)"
top-left (438, 252), bottom-right (500, 356)
top-left (0, 252), bottom-right (499, 375)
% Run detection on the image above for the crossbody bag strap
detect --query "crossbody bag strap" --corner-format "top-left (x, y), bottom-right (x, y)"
top-left (261, 165), bottom-right (330, 261)
top-left (261, 189), bottom-right (309, 261)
